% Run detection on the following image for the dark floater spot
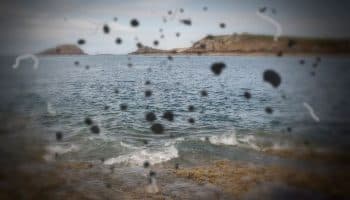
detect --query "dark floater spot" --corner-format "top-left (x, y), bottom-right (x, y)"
top-left (143, 161), bottom-right (150, 168)
top-left (263, 70), bottom-right (281, 88)
top-left (200, 90), bottom-right (208, 97)
top-left (149, 170), bottom-right (156, 177)
top-left (151, 123), bottom-right (164, 134)
top-left (175, 163), bottom-right (179, 169)
top-left (145, 80), bottom-right (151, 85)
top-left (136, 42), bottom-right (143, 48)
top-left (259, 7), bottom-right (267, 13)
top-left (288, 39), bottom-right (296, 48)
top-left (162, 111), bottom-right (174, 121)
top-left (219, 23), bottom-right (226, 28)
top-left (130, 19), bottom-right (139, 27)
top-left (77, 39), bottom-right (86, 45)
top-left (188, 105), bottom-right (195, 112)
top-left (56, 131), bottom-right (63, 141)
top-left (145, 112), bottom-right (157, 122)
top-left (153, 40), bottom-right (159, 46)
top-left (84, 117), bottom-right (93, 125)
top-left (120, 103), bottom-right (128, 111)
top-left (90, 125), bottom-right (100, 134)
top-left (103, 24), bottom-right (110, 34)
top-left (211, 62), bottom-right (226, 75)
top-left (244, 91), bottom-right (251, 99)
top-left (277, 51), bottom-right (283, 57)
top-left (176, 32), bottom-right (181, 37)
top-left (206, 35), bottom-right (214, 40)
top-left (180, 19), bottom-right (192, 26)
top-left (188, 118), bottom-right (195, 124)
top-left (265, 107), bottom-right (273, 114)
top-left (115, 38), bottom-right (122, 44)
top-left (145, 90), bottom-right (152, 97)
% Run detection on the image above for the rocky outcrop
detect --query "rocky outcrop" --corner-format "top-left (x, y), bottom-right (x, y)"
top-left (39, 44), bottom-right (86, 55)
top-left (130, 33), bottom-right (350, 55)
top-left (130, 46), bottom-right (174, 54)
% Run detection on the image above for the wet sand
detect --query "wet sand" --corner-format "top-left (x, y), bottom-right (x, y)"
top-left (1, 115), bottom-right (350, 200)
top-left (175, 160), bottom-right (350, 199)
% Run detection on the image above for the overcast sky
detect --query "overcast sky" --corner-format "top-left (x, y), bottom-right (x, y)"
top-left (1, 0), bottom-right (350, 55)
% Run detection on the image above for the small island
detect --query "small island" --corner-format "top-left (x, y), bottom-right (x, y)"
top-left (38, 44), bottom-right (86, 55)
top-left (130, 33), bottom-right (350, 55)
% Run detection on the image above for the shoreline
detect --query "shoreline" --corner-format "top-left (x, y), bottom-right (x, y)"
top-left (128, 52), bottom-right (350, 58)
top-left (34, 52), bottom-right (350, 58)
top-left (1, 115), bottom-right (350, 199)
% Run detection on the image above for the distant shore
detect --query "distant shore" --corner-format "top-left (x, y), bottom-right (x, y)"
top-left (130, 33), bottom-right (350, 56)
top-left (36, 33), bottom-right (350, 57)
top-left (128, 52), bottom-right (350, 57)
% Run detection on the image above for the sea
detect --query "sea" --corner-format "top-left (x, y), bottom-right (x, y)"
top-left (1, 54), bottom-right (350, 168)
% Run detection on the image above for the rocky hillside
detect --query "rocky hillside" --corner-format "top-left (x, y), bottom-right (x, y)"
top-left (131, 46), bottom-right (175, 54)
top-left (130, 34), bottom-right (350, 55)
top-left (39, 44), bottom-right (86, 55)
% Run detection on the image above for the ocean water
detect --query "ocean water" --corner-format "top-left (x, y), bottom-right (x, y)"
top-left (1, 55), bottom-right (350, 167)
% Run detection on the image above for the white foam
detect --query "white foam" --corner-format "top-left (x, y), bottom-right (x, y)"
top-left (199, 131), bottom-right (313, 154)
top-left (164, 137), bottom-right (185, 146)
top-left (120, 141), bottom-right (141, 150)
top-left (43, 144), bottom-right (79, 161)
top-left (206, 132), bottom-right (238, 146)
top-left (267, 142), bottom-right (291, 151)
top-left (201, 132), bottom-right (262, 151)
top-left (47, 102), bottom-right (57, 116)
top-left (104, 145), bottom-right (178, 166)
top-left (238, 135), bottom-right (261, 151)
top-left (46, 144), bottom-right (79, 154)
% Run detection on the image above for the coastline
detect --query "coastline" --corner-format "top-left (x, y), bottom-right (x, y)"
top-left (1, 114), bottom-right (350, 199)
top-left (128, 52), bottom-right (350, 57)
top-left (35, 52), bottom-right (350, 57)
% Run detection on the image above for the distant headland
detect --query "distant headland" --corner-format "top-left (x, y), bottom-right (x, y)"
top-left (130, 33), bottom-right (350, 55)
top-left (37, 34), bottom-right (350, 56)
top-left (38, 44), bottom-right (86, 55)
